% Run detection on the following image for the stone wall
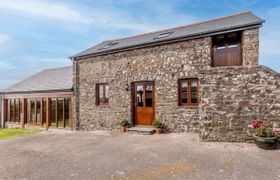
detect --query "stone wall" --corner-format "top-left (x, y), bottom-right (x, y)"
top-left (74, 27), bottom-right (280, 141)
top-left (76, 37), bottom-right (212, 131)
top-left (242, 28), bottom-right (259, 66)
top-left (200, 66), bottom-right (280, 142)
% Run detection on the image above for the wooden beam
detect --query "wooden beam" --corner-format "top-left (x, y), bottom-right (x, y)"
top-left (13, 99), bottom-right (15, 122)
top-left (40, 99), bottom-right (43, 126)
top-left (70, 97), bottom-right (74, 130)
top-left (5, 91), bottom-right (73, 99)
top-left (55, 98), bottom-right (58, 128)
top-left (22, 98), bottom-right (25, 128)
top-left (46, 98), bottom-right (50, 130)
top-left (63, 98), bottom-right (65, 128)
top-left (3, 99), bottom-right (7, 128)
top-left (34, 100), bottom-right (37, 125)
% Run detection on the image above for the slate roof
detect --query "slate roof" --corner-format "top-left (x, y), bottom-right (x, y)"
top-left (72, 11), bottom-right (264, 59)
top-left (1, 66), bottom-right (73, 93)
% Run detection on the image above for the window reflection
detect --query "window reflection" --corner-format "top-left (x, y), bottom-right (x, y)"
top-left (137, 85), bottom-right (144, 107)
top-left (145, 85), bottom-right (153, 107)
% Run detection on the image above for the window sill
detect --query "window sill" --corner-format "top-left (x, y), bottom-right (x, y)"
top-left (96, 105), bottom-right (110, 108)
top-left (179, 105), bottom-right (200, 109)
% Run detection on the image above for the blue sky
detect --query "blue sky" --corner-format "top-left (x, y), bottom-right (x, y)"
top-left (0, 0), bottom-right (280, 90)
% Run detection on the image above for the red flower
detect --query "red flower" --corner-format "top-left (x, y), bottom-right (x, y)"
top-left (251, 121), bottom-right (259, 128)
top-left (262, 120), bottom-right (268, 128)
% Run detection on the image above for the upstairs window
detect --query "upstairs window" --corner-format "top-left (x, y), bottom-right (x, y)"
top-left (212, 32), bottom-right (242, 67)
top-left (178, 79), bottom-right (199, 106)
top-left (96, 84), bottom-right (109, 105)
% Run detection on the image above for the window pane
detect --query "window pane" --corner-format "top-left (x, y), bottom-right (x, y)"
top-left (30, 100), bottom-right (35, 123)
top-left (51, 99), bottom-right (56, 126)
top-left (145, 85), bottom-right (153, 107)
top-left (191, 80), bottom-right (197, 92)
top-left (27, 100), bottom-right (30, 122)
top-left (15, 99), bottom-right (19, 122)
top-left (228, 42), bottom-right (238, 48)
top-left (36, 100), bottom-right (41, 124)
top-left (182, 92), bottom-right (188, 104)
top-left (99, 85), bottom-right (104, 103)
top-left (57, 98), bottom-right (64, 127)
top-left (7, 100), bottom-right (10, 122)
top-left (191, 80), bottom-right (198, 103)
top-left (43, 99), bottom-right (46, 124)
top-left (10, 100), bottom-right (14, 122)
top-left (181, 80), bottom-right (188, 104)
top-left (105, 84), bottom-right (109, 103)
top-left (136, 85), bottom-right (144, 107)
top-left (191, 93), bottom-right (198, 103)
top-left (64, 98), bottom-right (70, 128)
top-left (181, 81), bottom-right (188, 92)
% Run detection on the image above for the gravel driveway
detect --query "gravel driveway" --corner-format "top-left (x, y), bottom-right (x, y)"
top-left (0, 131), bottom-right (279, 180)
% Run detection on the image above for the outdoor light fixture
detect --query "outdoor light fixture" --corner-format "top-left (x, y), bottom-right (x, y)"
top-left (125, 82), bottom-right (129, 91)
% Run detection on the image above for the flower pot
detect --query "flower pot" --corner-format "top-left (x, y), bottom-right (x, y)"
top-left (254, 136), bottom-right (278, 150)
top-left (122, 126), bottom-right (128, 132)
top-left (155, 128), bottom-right (163, 134)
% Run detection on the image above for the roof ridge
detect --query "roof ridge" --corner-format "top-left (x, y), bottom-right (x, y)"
top-left (108, 11), bottom-right (252, 42)
top-left (42, 65), bottom-right (72, 71)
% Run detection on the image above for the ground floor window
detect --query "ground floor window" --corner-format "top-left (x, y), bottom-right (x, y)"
top-left (6, 99), bottom-right (22, 123)
top-left (5, 96), bottom-right (73, 129)
top-left (96, 83), bottom-right (109, 105)
top-left (178, 79), bottom-right (199, 106)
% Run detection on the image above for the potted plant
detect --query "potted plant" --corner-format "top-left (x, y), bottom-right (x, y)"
top-left (153, 120), bottom-right (163, 134)
top-left (251, 120), bottom-right (278, 150)
top-left (119, 119), bottom-right (129, 132)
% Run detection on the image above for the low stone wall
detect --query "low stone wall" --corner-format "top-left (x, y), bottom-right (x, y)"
top-left (5, 122), bottom-right (22, 129)
top-left (5, 122), bottom-right (46, 130)
top-left (200, 66), bottom-right (280, 142)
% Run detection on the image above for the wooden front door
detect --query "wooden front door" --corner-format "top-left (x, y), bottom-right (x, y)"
top-left (133, 82), bottom-right (155, 126)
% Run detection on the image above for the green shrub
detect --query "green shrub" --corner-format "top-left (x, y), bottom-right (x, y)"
top-left (119, 119), bottom-right (129, 127)
top-left (152, 120), bottom-right (163, 128)
top-left (255, 127), bottom-right (275, 137)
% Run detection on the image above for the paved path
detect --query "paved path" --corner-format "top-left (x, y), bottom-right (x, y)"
top-left (0, 131), bottom-right (279, 180)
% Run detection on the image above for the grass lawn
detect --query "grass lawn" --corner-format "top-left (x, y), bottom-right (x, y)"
top-left (0, 129), bottom-right (40, 140)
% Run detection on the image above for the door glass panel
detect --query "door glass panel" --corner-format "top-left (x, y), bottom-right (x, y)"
top-left (136, 85), bottom-right (144, 107)
top-left (57, 98), bottom-right (64, 127)
top-left (65, 98), bottom-right (70, 128)
top-left (145, 85), bottom-right (153, 107)
top-left (51, 99), bottom-right (56, 126)
top-left (191, 80), bottom-right (198, 103)
top-left (181, 81), bottom-right (188, 103)
top-left (36, 100), bottom-right (41, 124)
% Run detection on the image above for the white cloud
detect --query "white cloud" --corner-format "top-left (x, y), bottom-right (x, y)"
top-left (0, 0), bottom-right (92, 24)
top-left (0, 61), bottom-right (18, 70)
top-left (0, 33), bottom-right (10, 45)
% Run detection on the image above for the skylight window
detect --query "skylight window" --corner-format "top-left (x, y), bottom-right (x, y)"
top-left (99, 42), bottom-right (118, 50)
top-left (154, 32), bottom-right (174, 40)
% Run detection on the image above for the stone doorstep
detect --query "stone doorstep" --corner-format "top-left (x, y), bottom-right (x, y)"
top-left (127, 126), bottom-right (156, 135)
